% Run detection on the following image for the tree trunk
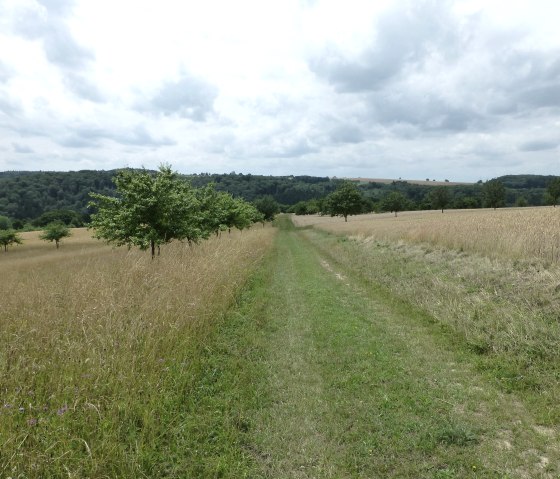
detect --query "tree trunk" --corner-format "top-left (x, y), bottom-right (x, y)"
top-left (394, 211), bottom-right (398, 217)
top-left (55, 240), bottom-right (59, 249)
top-left (441, 208), bottom-right (444, 213)
top-left (151, 240), bottom-right (155, 259)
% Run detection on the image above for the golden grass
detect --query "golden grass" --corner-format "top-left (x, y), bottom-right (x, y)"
top-left (292, 207), bottom-right (560, 264)
top-left (0, 226), bottom-right (276, 477)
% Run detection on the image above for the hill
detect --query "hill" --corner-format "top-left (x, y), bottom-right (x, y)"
top-left (0, 170), bottom-right (557, 224)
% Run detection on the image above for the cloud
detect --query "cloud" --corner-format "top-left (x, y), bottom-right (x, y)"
top-left (518, 139), bottom-right (559, 152)
top-left (329, 123), bottom-right (364, 144)
top-left (11, 1), bottom-right (100, 102)
top-left (309, 1), bottom-right (459, 93)
top-left (0, 92), bottom-right (22, 117)
top-left (57, 124), bottom-right (175, 149)
top-left (0, 62), bottom-right (13, 83)
top-left (141, 74), bottom-right (218, 121)
top-left (12, 142), bottom-right (34, 154)
top-left (36, 0), bottom-right (75, 16)
top-left (63, 73), bottom-right (104, 103)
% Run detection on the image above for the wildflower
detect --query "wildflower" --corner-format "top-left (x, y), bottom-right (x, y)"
top-left (27, 418), bottom-right (38, 426)
top-left (57, 405), bottom-right (69, 416)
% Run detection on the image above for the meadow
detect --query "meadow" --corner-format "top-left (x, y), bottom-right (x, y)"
top-left (294, 207), bottom-right (560, 424)
top-left (3, 208), bottom-right (560, 477)
top-left (292, 206), bottom-right (560, 264)
top-left (0, 227), bottom-right (275, 477)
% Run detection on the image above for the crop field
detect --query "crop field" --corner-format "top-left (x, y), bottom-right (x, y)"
top-left (0, 227), bottom-right (276, 477)
top-left (292, 206), bottom-right (560, 264)
top-left (2, 214), bottom-right (560, 477)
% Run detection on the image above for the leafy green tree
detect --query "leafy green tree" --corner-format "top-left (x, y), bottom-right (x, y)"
top-left (325, 181), bottom-right (363, 222)
top-left (40, 222), bottom-right (71, 249)
top-left (428, 187), bottom-right (451, 213)
top-left (32, 209), bottom-right (83, 227)
top-left (546, 177), bottom-right (560, 207)
top-left (231, 199), bottom-right (263, 231)
top-left (253, 195), bottom-right (280, 221)
top-left (482, 179), bottom-right (506, 209)
top-left (382, 191), bottom-right (407, 217)
top-left (88, 165), bottom-right (204, 258)
top-left (0, 229), bottom-right (22, 252)
top-left (0, 215), bottom-right (11, 230)
top-left (12, 219), bottom-right (25, 230)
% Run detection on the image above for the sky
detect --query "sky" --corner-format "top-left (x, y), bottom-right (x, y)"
top-left (0, 0), bottom-right (559, 182)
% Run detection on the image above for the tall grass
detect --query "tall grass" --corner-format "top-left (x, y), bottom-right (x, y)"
top-left (292, 207), bottom-right (560, 264)
top-left (0, 227), bottom-right (275, 477)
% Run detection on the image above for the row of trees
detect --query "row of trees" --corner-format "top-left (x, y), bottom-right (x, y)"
top-left (302, 178), bottom-right (560, 221)
top-left (88, 165), bottom-right (266, 258)
top-left (0, 222), bottom-right (71, 252)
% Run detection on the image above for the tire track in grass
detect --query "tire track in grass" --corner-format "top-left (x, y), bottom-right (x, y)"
top-left (247, 221), bottom-right (559, 478)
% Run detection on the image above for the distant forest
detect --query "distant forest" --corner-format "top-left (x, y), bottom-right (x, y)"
top-left (0, 169), bottom-right (557, 226)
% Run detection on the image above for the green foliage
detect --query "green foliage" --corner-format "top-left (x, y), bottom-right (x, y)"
top-left (428, 187), bottom-right (451, 213)
top-left (482, 179), bottom-right (506, 209)
top-left (0, 215), bottom-right (11, 230)
top-left (2, 170), bottom-right (558, 225)
top-left (39, 221), bottom-right (71, 249)
top-left (381, 191), bottom-right (408, 216)
top-left (89, 165), bottom-right (204, 257)
top-left (32, 209), bottom-right (84, 227)
top-left (546, 177), bottom-right (560, 207)
top-left (325, 181), bottom-right (364, 221)
top-left (0, 229), bottom-right (22, 251)
top-left (253, 195), bottom-right (280, 221)
top-left (0, 170), bottom-right (116, 220)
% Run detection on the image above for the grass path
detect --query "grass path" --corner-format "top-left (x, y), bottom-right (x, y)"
top-left (219, 218), bottom-right (558, 478)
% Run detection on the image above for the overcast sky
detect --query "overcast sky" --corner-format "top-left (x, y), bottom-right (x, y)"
top-left (0, 0), bottom-right (559, 181)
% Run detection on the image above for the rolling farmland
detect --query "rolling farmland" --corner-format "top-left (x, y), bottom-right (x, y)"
top-left (2, 210), bottom-right (560, 477)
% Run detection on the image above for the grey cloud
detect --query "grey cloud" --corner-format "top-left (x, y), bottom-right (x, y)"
top-left (519, 139), bottom-right (558, 152)
top-left (12, 142), bottom-right (34, 154)
top-left (328, 123), bottom-right (364, 144)
top-left (113, 125), bottom-right (176, 147)
top-left (63, 73), bottom-right (105, 103)
top-left (368, 89), bottom-right (483, 134)
top-left (58, 124), bottom-right (175, 148)
top-left (309, 1), bottom-right (459, 92)
top-left (0, 92), bottom-right (22, 117)
top-left (142, 75), bottom-right (218, 121)
top-left (43, 23), bottom-right (94, 70)
top-left (516, 84), bottom-right (560, 109)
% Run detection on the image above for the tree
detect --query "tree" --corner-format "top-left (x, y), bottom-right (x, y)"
top-left (40, 221), bottom-right (71, 249)
top-left (382, 191), bottom-right (407, 217)
top-left (32, 209), bottom-right (83, 227)
top-left (324, 181), bottom-right (363, 222)
top-left (546, 177), bottom-right (560, 207)
top-left (0, 215), bottom-right (11, 230)
top-left (88, 165), bottom-right (204, 258)
top-left (482, 179), bottom-right (506, 209)
top-left (0, 229), bottom-right (22, 252)
top-left (428, 187), bottom-right (451, 213)
top-left (253, 195), bottom-right (280, 221)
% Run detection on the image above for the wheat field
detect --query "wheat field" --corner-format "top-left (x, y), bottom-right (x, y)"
top-left (0, 226), bottom-right (275, 477)
top-left (292, 207), bottom-right (560, 264)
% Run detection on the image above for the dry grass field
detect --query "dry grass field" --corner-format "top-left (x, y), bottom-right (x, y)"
top-left (0, 226), bottom-right (275, 477)
top-left (292, 206), bottom-right (560, 264)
